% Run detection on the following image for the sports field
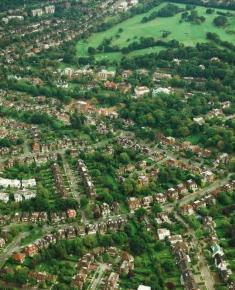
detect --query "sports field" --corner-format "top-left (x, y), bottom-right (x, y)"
top-left (76, 2), bottom-right (235, 61)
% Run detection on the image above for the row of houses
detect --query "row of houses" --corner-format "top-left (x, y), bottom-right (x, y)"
top-left (117, 137), bottom-right (163, 161)
top-left (31, 6), bottom-right (55, 17)
top-left (181, 180), bottom-right (235, 215)
top-left (161, 136), bottom-right (212, 159)
top-left (172, 240), bottom-right (199, 290)
top-left (166, 158), bottom-right (216, 185)
top-left (12, 217), bottom-right (128, 264)
top-left (127, 179), bottom-right (199, 212)
top-left (203, 216), bottom-right (234, 289)
top-left (0, 210), bottom-right (77, 230)
top-left (0, 177), bottom-right (36, 189)
top-left (0, 190), bottom-right (36, 203)
top-left (93, 202), bottom-right (120, 218)
top-left (72, 247), bottom-right (134, 289)
top-left (51, 163), bottom-right (68, 198)
top-left (77, 159), bottom-right (96, 198)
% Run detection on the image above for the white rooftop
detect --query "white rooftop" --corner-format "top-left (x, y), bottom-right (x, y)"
top-left (138, 286), bottom-right (151, 290)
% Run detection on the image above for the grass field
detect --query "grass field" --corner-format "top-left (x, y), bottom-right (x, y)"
top-left (76, 2), bottom-right (235, 61)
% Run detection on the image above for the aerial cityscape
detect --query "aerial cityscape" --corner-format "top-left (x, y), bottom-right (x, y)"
top-left (0, 0), bottom-right (234, 289)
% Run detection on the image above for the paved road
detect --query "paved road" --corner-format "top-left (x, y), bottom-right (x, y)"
top-left (0, 232), bottom-right (29, 268)
top-left (174, 213), bottom-right (216, 290)
top-left (88, 263), bottom-right (109, 290)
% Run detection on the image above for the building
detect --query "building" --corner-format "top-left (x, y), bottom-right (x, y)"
top-left (44, 5), bottom-right (55, 14)
top-left (0, 238), bottom-right (5, 248)
top-left (152, 87), bottom-right (171, 96)
top-left (106, 272), bottom-right (119, 290)
top-left (67, 209), bottom-right (76, 219)
top-left (0, 193), bottom-right (9, 203)
top-left (12, 252), bottom-right (26, 263)
top-left (24, 244), bottom-right (38, 257)
top-left (97, 69), bottom-right (116, 80)
top-left (134, 86), bottom-right (150, 98)
top-left (138, 286), bottom-right (151, 290)
top-left (157, 228), bottom-right (170, 240)
top-left (128, 197), bottom-right (141, 212)
top-left (31, 8), bottom-right (43, 17)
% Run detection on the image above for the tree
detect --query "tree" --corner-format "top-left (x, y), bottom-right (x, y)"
top-left (213, 16), bottom-right (228, 27)
top-left (130, 236), bottom-right (146, 255)
top-left (88, 47), bottom-right (96, 54)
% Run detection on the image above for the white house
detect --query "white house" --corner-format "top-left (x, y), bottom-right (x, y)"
top-left (152, 87), bottom-right (171, 96)
top-left (0, 193), bottom-right (9, 203)
top-left (138, 285), bottom-right (151, 290)
top-left (157, 228), bottom-right (170, 240)
top-left (134, 86), bottom-right (150, 98)
top-left (14, 194), bottom-right (23, 202)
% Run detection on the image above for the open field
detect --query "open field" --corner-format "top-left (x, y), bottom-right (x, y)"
top-left (76, 2), bottom-right (235, 61)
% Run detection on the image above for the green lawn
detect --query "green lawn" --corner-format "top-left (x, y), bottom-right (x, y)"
top-left (76, 2), bottom-right (235, 61)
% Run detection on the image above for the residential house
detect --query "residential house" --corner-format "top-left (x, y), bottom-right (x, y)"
top-left (128, 197), bottom-right (141, 212)
top-left (176, 183), bottom-right (188, 196)
top-left (0, 238), bottom-right (5, 248)
top-left (181, 204), bottom-right (194, 215)
top-left (24, 244), bottom-right (38, 257)
top-left (167, 188), bottom-right (178, 201)
top-left (134, 86), bottom-right (150, 98)
top-left (12, 252), bottom-right (25, 263)
top-left (157, 228), bottom-right (170, 240)
top-left (67, 209), bottom-right (76, 219)
top-left (186, 179), bottom-right (198, 192)
top-left (106, 272), bottom-right (119, 290)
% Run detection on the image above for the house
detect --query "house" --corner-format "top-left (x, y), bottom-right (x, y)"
top-left (31, 8), bottom-right (43, 17)
top-left (14, 193), bottom-right (23, 202)
top-left (156, 213), bottom-right (171, 224)
top-left (12, 252), bottom-right (25, 263)
top-left (122, 70), bottom-right (133, 79)
top-left (24, 244), bottom-right (38, 257)
top-left (44, 5), bottom-right (55, 14)
top-left (186, 179), bottom-right (198, 192)
top-left (22, 191), bottom-right (36, 200)
top-left (193, 199), bottom-right (206, 210)
top-left (117, 1), bottom-right (128, 11)
top-left (97, 69), bottom-right (116, 81)
top-left (0, 177), bottom-right (21, 188)
top-left (138, 286), bottom-right (151, 290)
top-left (154, 193), bottom-right (166, 203)
top-left (104, 81), bottom-right (118, 90)
top-left (166, 188), bottom-right (178, 201)
top-left (134, 86), bottom-right (150, 98)
top-left (211, 243), bottom-right (224, 258)
top-left (67, 209), bottom-right (76, 219)
top-left (168, 235), bottom-right (183, 245)
top-left (128, 197), bottom-right (141, 212)
top-left (152, 87), bottom-right (171, 96)
top-left (193, 117), bottom-right (205, 125)
top-left (181, 204), bottom-right (194, 215)
top-left (138, 175), bottom-right (149, 187)
top-left (142, 196), bottom-right (153, 209)
top-left (106, 272), bottom-right (119, 290)
top-left (152, 71), bottom-right (171, 82)
top-left (0, 238), bottom-right (5, 248)
top-left (201, 171), bottom-right (214, 184)
top-left (0, 193), bottom-right (9, 203)
top-left (31, 212), bottom-right (39, 223)
top-left (176, 183), bottom-right (188, 195)
top-left (157, 228), bottom-right (170, 240)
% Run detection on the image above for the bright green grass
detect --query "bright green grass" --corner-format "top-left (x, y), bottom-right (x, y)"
top-left (76, 2), bottom-right (235, 61)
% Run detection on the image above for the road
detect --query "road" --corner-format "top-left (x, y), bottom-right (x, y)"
top-left (0, 232), bottom-right (29, 268)
top-left (174, 213), bottom-right (216, 290)
top-left (164, 174), bottom-right (231, 213)
top-left (88, 263), bottom-right (109, 290)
